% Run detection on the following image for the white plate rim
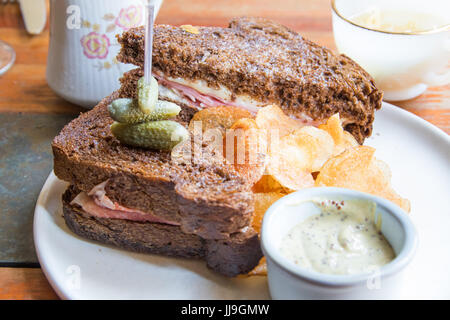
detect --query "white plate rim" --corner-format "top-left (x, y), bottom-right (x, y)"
top-left (33, 174), bottom-right (70, 299)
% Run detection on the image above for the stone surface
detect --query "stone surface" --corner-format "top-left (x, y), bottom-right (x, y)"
top-left (0, 113), bottom-right (76, 264)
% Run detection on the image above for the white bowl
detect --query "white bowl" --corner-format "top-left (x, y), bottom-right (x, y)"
top-left (331, 0), bottom-right (450, 101)
top-left (261, 187), bottom-right (418, 300)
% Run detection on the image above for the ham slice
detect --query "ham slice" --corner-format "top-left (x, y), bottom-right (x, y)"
top-left (71, 181), bottom-right (179, 225)
top-left (154, 73), bottom-right (260, 113)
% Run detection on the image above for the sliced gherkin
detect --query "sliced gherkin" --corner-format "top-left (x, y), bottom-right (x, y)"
top-left (108, 98), bottom-right (181, 124)
top-left (137, 76), bottom-right (159, 114)
top-left (152, 100), bottom-right (182, 120)
top-left (111, 120), bottom-right (189, 151)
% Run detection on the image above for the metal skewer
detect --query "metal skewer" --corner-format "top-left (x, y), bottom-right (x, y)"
top-left (144, 2), bottom-right (155, 84)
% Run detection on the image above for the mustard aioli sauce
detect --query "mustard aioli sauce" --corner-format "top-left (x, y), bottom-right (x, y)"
top-left (279, 199), bottom-right (395, 275)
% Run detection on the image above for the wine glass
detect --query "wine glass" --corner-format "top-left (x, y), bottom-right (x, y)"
top-left (0, 40), bottom-right (15, 77)
top-left (1, 0), bottom-right (16, 75)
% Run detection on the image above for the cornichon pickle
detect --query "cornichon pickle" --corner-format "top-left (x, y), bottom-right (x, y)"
top-left (137, 76), bottom-right (158, 114)
top-left (108, 98), bottom-right (181, 124)
top-left (111, 120), bottom-right (189, 150)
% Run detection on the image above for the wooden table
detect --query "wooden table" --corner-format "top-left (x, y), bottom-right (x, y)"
top-left (0, 0), bottom-right (448, 300)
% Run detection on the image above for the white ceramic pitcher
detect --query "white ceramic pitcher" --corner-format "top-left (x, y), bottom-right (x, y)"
top-left (46, 0), bottom-right (163, 108)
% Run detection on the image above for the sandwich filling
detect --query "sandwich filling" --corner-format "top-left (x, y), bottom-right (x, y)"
top-left (154, 72), bottom-right (319, 125)
top-left (154, 72), bottom-right (262, 113)
top-left (71, 181), bottom-right (179, 225)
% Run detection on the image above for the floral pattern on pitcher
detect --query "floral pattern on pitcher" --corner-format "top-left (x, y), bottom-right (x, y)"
top-left (79, 4), bottom-right (144, 69)
top-left (115, 5), bottom-right (143, 30)
top-left (80, 32), bottom-right (111, 59)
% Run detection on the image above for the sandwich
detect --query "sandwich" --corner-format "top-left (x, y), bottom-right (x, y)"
top-left (54, 95), bottom-right (262, 277)
top-left (117, 17), bottom-right (382, 144)
top-left (53, 17), bottom-right (383, 277)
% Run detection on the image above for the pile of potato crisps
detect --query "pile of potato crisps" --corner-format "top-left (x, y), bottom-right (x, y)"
top-left (188, 105), bottom-right (410, 276)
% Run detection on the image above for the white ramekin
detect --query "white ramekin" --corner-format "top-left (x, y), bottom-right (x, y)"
top-left (261, 187), bottom-right (418, 300)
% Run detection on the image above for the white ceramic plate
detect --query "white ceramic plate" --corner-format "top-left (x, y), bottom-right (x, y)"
top-left (34, 102), bottom-right (450, 299)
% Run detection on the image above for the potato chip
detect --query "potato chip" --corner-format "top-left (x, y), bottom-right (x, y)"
top-left (291, 126), bottom-right (334, 172)
top-left (319, 113), bottom-right (359, 156)
top-left (255, 105), bottom-right (305, 138)
top-left (227, 118), bottom-right (263, 164)
top-left (332, 131), bottom-right (359, 156)
top-left (342, 131), bottom-right (359, 149)
top-left (252, 192), bottom-right (285, 233)
top-left (315, 146), bottom-right (376, 186)
top-left (319, 113), bottom-right (343, 145)
top-left (246, 257), bottom-right (267, 277)
top-left (252, 175), bottom-right (285, 193)
top-left (266, 134), bottom-right (315, 192)
top-left (371, 159), bottom-right (411, 212)
top-left (315, 146), bottom-right (410, 212)
top-left (224, 118), bottom-right (267, 185)
top-left (230, 118), bottom-right (259, 132)
top-left (272, 168), bottom-right (315, 192)
top-left (188, 106), bottom-right (253, 135)
top-left (373, 158), bottom-right (392, 181)
top-left (262, 124), bottom-right (333, 191)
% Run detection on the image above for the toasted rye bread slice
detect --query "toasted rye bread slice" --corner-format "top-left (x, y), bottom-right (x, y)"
top-left (52, 92), bottom-right (256, 240)
top-left (117, 17), bottom-right (383, 144)
top-left (62, 186), bottom-right (262, 277)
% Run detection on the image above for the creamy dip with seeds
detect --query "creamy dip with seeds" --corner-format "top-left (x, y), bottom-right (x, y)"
top-left (279, 199), bottom-right (395, 275)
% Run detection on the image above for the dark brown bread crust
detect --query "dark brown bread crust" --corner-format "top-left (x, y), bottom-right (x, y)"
top-left (117, 17), bottom-right (382, 144)
top-left (52, 92), bottom-right (254, 240)
top-left (63, 186), bottom-right (262, 277)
